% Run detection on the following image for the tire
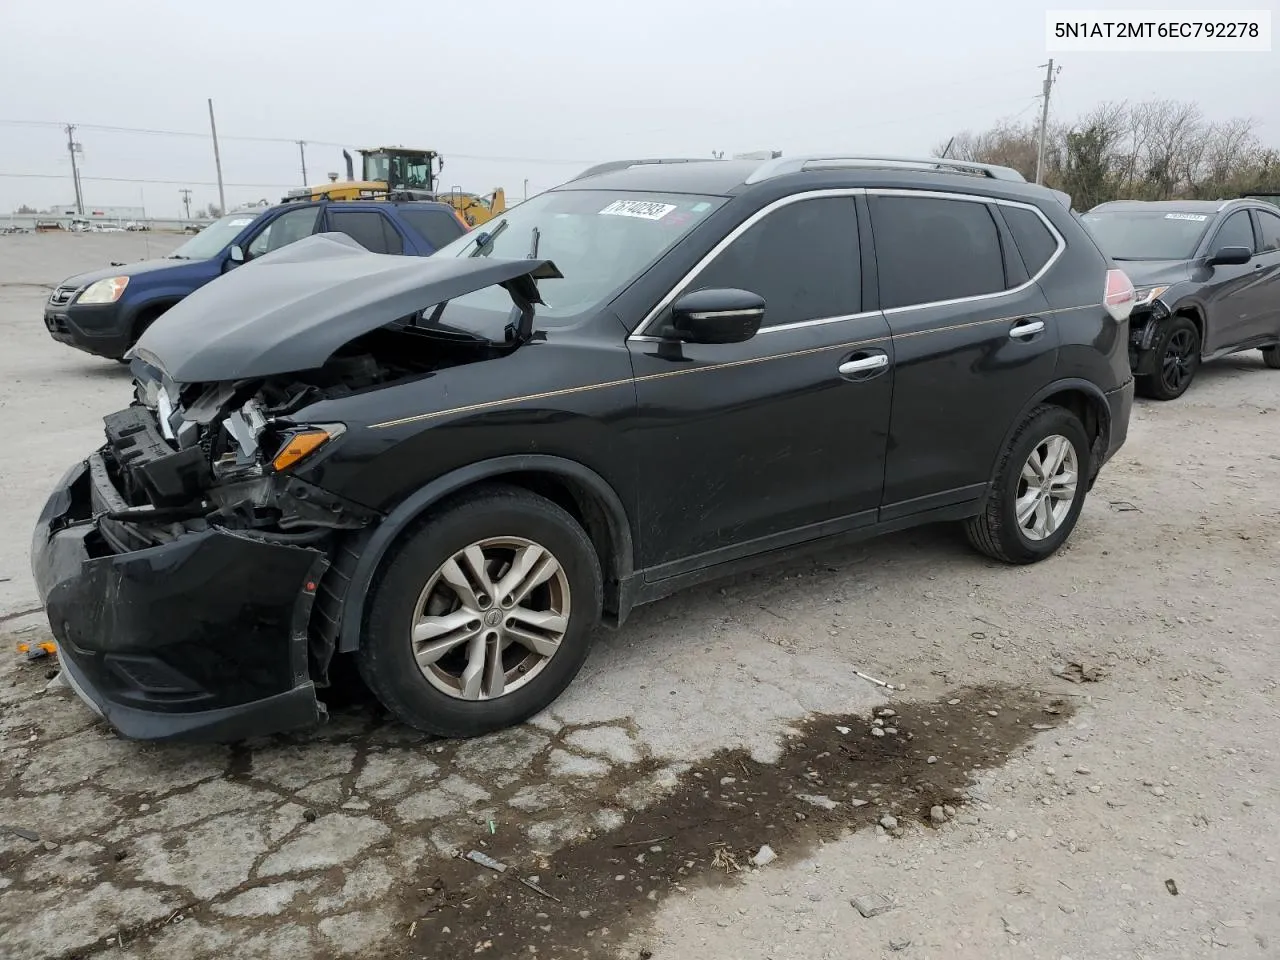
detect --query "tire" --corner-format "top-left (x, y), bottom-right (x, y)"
top-left (356, 485), bottom-right (603, 738)
top-left (1136, 315), bottom-right (1200, 400)
top-left (1262, 345), bottom-right (1280, 370)
top-left (965, 404), bottom-right (1091, 565)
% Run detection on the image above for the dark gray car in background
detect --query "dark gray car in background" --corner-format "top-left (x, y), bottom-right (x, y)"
top-left (1081, 198), bottom-right (1280, 400)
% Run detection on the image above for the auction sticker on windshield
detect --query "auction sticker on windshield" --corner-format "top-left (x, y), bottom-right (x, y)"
top-left (1165, 213), bottom-right (1209, 221)
top-left (229, 218), bottom-right (254, 227)
top-left (599, 200), bottom-right (677, 220)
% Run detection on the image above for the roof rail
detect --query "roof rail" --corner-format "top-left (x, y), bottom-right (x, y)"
top-left (570, 158), bottom-right (720, 182)
top-left (744, 154), bottom-right (1027, 185)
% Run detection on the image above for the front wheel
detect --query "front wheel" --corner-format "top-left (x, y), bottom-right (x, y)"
top-left (965, 404), bottom-right (1091, 564)
top-left (356, 485), bottom-right (603, 738)
top-left (1262, 345), bottom-right (1280, 370)
top-left (1137, 315), bottom-right (1200, 400)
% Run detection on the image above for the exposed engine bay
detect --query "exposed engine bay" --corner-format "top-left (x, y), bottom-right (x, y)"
top-left (97, 325), bottom-right (495, 551)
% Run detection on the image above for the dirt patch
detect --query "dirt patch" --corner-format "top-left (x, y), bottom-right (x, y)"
top-left (393, 685), bottom-right (1075, 959)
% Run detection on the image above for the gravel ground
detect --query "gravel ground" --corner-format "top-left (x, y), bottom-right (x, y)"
top-left (1, 233), bottom-right (1277, 960)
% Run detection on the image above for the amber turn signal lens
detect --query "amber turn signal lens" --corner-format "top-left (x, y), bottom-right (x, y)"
top-left (272, 429), bottom-right (331, 471)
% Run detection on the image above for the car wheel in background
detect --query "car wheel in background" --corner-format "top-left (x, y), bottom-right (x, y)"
top-left (1262, 345), bottom-right (1280, 370)
top-left (965, 404), bottom-right (1091, 565)
top-left (357, 485), bottom-right (603, 738)
top-left (1137, 315), bottom-right (1200, 401)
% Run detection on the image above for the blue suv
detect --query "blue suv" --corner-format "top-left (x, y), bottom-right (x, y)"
top-left (43, 199), bottom-right (470, 361)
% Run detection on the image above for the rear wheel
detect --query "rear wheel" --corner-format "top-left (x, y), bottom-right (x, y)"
top-left (1262, 345), bottom-right (1280, 370)
top-left (356, 485), bottom-right (602, 738)
top-left (965, 404), bottom-right (1091, 564)
top-left (1137, 315), bottom-right (1200, 400)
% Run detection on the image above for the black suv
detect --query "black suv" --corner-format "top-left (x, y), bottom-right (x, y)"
top-left (1081, 199), bottom-right (1280, 400)
top-left (31, 154), bottom-right (1136, 743)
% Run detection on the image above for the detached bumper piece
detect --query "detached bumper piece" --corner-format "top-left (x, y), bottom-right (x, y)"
top-left (30, 460), bottom-right (329, 743)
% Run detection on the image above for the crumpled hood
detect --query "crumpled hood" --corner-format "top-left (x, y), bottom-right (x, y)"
top-left (1119, 259), bottom-right (1193, 289)
top-left (62, 256), bottom-right (193, 288)
top-left (128, 233), bottom-right (561, 384)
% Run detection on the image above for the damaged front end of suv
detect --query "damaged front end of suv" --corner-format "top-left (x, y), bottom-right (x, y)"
top-left (31, 232), bottom-right (561, 742)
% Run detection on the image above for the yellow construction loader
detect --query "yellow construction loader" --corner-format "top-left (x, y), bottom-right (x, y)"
top-left (286, 147), bottom-right (505, 226)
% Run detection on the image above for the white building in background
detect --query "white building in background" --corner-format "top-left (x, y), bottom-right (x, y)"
top-left (53, 204), bottom-right (146, 221)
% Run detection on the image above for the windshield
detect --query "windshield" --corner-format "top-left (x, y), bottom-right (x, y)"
top-left (424, 190), bottom-right (727, 333)
top-left (169, 212), bottom-right (260, 260)
top-left (1079, 209), bottom-right (1212, 260)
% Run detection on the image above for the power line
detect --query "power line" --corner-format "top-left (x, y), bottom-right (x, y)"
top-left (0, 172), bottom-right (296, 188)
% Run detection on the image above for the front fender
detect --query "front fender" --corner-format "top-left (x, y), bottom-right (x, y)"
top-left (334, 454), bottom-right (634, 653)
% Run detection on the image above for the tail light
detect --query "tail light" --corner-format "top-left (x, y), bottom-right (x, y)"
top-left (1103, 268), bottom-right (1135, 322)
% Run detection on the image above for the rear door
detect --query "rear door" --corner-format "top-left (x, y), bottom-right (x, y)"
top-left (324, 206), bottom-right (408, 255)
top-left (627, 193), bottom-right (893, 578)
top-left (867, 190), bottom-right (1060, 519)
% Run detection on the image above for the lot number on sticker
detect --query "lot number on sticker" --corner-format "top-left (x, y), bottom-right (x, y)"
top-left (599, 200), bottom-right (676, 220)
top-left (228, 218), bottom-right (254, 227)
top-left (1165, 213), bottom-right (1208, 221)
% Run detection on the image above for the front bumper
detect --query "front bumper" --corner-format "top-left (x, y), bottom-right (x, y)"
top-left (43, 301), bottom-right (133, 360)
top-left (30, 459), bottom-right (329, 743)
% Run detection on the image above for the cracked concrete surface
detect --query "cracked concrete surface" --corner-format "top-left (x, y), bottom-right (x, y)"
top-left (3, 234), bottom-right (1279, 959)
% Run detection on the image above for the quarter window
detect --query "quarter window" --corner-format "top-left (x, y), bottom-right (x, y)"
top-left (1256, 210), bottom-right (1280, 253)
top-left (1213, 211), bottom-right (1255, 253)
top-left (1001, 205), bottom-right (1059, 276)
top-left (246, 206), bottom-right (321, 258)
top-left (869, 196), bottom-right (1007, 310)
top-left (684, 196), bottom-right (860, 329)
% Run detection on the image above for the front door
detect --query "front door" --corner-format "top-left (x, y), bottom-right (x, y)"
top-left (1200, 208), bottom-right (1263, 354)
top-left (626, 194), bottom-right (893, 579)
top-left (866, 191), bottom-right (1061, 517)
top-left (1244, 208), bottom-right (1280, 344)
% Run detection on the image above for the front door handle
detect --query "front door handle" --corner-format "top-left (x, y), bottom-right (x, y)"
top-left (838, 353), bottom-right (890, 376)
top-left (1009, 319), bottom-right (1046, 339)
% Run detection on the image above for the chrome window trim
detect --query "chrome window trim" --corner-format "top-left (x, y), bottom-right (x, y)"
top-left (628, 186), bottom-right (1068, 341)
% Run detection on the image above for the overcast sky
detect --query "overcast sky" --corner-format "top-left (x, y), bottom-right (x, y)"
top-left (1, 0), bottom-right (1275, 217)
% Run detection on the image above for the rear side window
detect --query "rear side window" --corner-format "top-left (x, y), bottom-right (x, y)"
top-left (687, 196), bottom-right (860, 329)
top-left (1001, 205), bottom-right (1059, 276)
top-left (399, 207), bottom-right (467, 250)
top-left (869, 196), bottom-right (1005, 310)
top-left (328, 209), bottom-right (403, 254)
top-left (1257, 210), bottom-right (1280, 252)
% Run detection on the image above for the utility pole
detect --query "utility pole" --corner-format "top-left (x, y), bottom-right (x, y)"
top-left (207, 98), bottom-right (226, 215)
top-left (65, 124), bottom-right (84, 215)
top-left (297, 140), bottom-right (308, 185)
top-left (1035, 59), bottom-right (1060, 185)
top-left (180, 188), bottom-right (192, 221)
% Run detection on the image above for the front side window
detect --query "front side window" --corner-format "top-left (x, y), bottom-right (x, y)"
top-left (870, 196), bottom-right (1006, 310)
top-left (1079, 208), bottom-right (1213, 260)
top-left (246, 206), bottom-right (321, 258)
top-left (1212, 210), bottom-right (1256, 253)
top-left (1256, 210), bottom-right (1280, 253)
top-left (681, 196), bottom-right (860, 329)
top-left (425, 190), bottom-right (727, 334)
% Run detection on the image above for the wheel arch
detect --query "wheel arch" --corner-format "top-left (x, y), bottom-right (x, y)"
top-left (989, 379), bottom-right (1112, 489)
top-left (125, 297), bottom-right (183, 341)
top-left (335, 455), bottom-right (635, 653)
top-left (1167, 299), bottom-right (1207, 347)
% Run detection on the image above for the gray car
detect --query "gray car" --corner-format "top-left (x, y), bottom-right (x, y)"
top-left (1081, 198), bottom-right (1280, 400)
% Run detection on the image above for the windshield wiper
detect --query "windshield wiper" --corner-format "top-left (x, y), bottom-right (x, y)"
top-left (166, 254), bottom-right (188, 260)
top-left (467, 219), bottom-right (509, 257)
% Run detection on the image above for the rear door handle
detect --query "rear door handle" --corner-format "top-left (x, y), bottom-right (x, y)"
top-left (1009, 319), bottom-right (1045, 339)
top-left (838, 353), bottom-right (890, 376)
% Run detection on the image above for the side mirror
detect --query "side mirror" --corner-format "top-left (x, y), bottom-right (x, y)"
top-left (1208, 245), bottom-right (1252, 266)
top-left (228, 244), bottom-right (245, 263)
top-left (669, 288), bottom-right (765, 344)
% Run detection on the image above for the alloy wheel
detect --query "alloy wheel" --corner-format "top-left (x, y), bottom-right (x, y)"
top-left (1015, 435), bottom-right (1079, 541)
top-left (410, 537), bottom-right (571, 701)
top-left (1161, 328), bottom-right (1197, 394)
